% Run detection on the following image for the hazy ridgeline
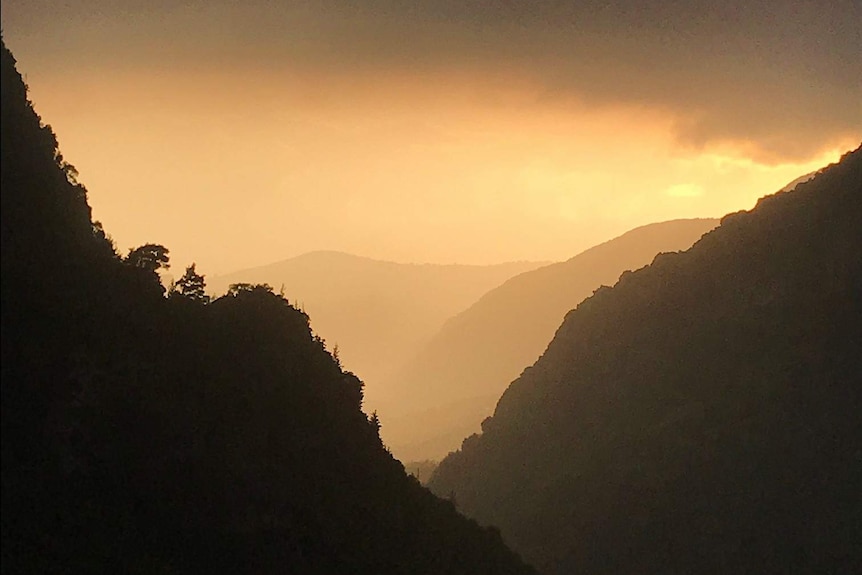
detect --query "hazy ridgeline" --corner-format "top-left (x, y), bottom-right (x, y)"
top-left (430, 147), bottom-right (862, 574)
top-left (208, 252), bottom-right (547, 387)
top-left (379, 218), bottom-right (719, 461)
top-left (3, 19), bottom-right (860, 575)
top-left (208, 221), bottom-right (718, 465)
top-left (0, 39), bottom-right (535, 574)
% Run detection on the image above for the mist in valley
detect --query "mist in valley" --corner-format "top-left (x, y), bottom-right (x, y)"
top-left (2, 2), bottom-right (860, 573)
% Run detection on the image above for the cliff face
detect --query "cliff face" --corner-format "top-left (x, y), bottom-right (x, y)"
top-left (430, 146), bottom-right (862, 574)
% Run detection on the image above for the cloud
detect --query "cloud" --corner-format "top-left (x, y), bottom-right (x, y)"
top-left (3, 0), bottom-right (860, 162)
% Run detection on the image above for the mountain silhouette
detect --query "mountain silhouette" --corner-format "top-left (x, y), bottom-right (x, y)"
top-left (0, 38), bottom-right (534, 574)
top-left (209, 251), bottom-right (547, 387)
top-left (429, 147), bottom-right (862, 574)
top-left (380, 219), bottom-right (718, 461)
top-left (779, 170), bottom-right (816, 192)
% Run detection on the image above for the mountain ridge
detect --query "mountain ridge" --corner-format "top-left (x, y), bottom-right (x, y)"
top-left (215, 249), bottom-right (549, 274)
top-left (208, 250), bottom-right (549, 388)
top-left (429, 145), bottom-right (862, 574)
top-left (379, 218), bottom-right (719, 461)
top-left (0, 37), bottom-right (535, 575)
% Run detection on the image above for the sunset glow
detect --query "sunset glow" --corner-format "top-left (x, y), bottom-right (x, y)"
top-left (3, 1), bottom-right (858, 274)
top-left (4, 3), bottom-right (861, 571)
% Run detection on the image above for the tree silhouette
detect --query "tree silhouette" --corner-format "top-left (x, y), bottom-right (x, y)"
top-left (227, 282), bottom-right (273, 296)
top-left (171, 263), bottom-right (209, 303)
top-left (125, 243), bottom-right (170, 272)
top-left (1, 38), bottom-right (535, 575)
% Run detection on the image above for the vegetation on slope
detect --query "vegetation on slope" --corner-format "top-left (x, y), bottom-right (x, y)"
top-left (430, 146), bottom-right (862, 574)
top-left (0, 38), bottom-right (533, 575)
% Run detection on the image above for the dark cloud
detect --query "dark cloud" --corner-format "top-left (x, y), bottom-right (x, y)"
top-left (3, 0), bottom-right (860, 161)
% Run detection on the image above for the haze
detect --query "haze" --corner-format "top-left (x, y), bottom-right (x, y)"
top-left (2, 1), bottom-right (858, 275)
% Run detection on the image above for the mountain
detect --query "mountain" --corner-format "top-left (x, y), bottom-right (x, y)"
top-left (208, 252), bottom-right (547, 387)
top-left (380, 219), bottom-right (719, 461)
top-left (779, 170), bottom-right (816, 192)
top-left (429, 147), bottom-right (862, 574)
top-left (0, 38), bottom-right (534, 574)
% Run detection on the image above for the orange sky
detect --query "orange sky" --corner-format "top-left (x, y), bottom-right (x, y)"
top-left (3, 2), bottom-right (859, 275)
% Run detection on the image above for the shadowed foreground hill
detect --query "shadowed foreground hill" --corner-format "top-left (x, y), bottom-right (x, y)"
top-left (208, 251), bottom-right (547, 387)
top-left (381, 219), bottom-right (718, 461)
top-left (430, 147), bottom-right (862, 574)
top-left (0, 40), bottom-right (533, 575)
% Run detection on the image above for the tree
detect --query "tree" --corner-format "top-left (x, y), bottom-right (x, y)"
top-left (332, 343), bottom-right (341, 367)
top-left (125, 243), bottom-right (170, 273)
top-left (226, 282), bottom-right (273, 297)
top-left (170, 263), bottom-right (209, 303)
top-left (91, 221), bottom-right (117, 255)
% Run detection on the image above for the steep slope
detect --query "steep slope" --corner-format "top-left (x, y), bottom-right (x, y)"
top-left (381, 219), bottom-right (718, 461)
top-left (0, 39), bottom-right (534, 575)
top-left (209, 252), bottom-right (547, 387)
top-left (430, 147), bottom-right (862, 574)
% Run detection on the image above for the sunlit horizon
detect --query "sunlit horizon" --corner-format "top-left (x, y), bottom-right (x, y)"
top-left (12, 62), bottom-right (854, 275)
top-left (3, 4), bottom-right (861, 571)
top-left (3, 0), bottom-right (858, 275)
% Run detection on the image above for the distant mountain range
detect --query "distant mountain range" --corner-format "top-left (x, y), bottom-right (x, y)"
top-left (209, 252), bottom-right (548, 386)
top-left (429, 147), bottom-right (862, 574)
top-left (380, 219), bottom-right (719, 461)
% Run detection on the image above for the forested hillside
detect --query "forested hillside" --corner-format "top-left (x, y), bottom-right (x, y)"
top-left (0, 39), bottom-right (533, 575)
top-left (381, 219), bottom-right (717, 461)
top-left (430, 146), bottom-right (862, 574)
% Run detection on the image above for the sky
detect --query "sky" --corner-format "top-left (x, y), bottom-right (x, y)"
top-left (2, 1), bottom-right (860, 274)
